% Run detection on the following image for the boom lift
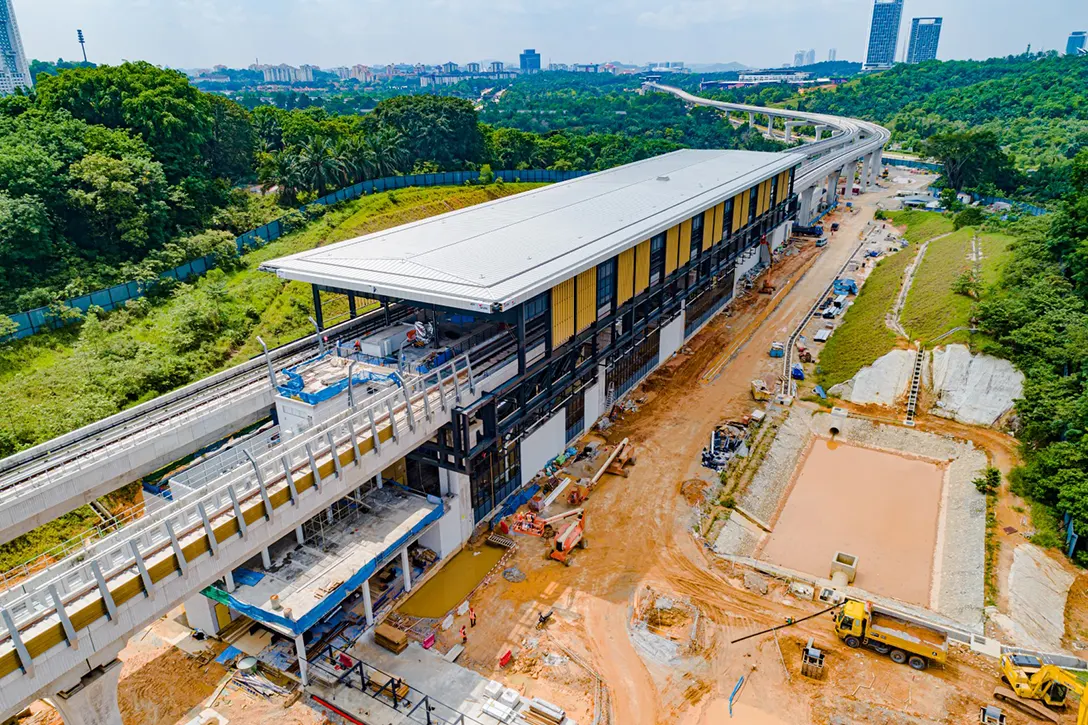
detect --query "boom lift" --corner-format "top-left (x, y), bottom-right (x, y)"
top-left (994, 653), bottom-right (1087, 724)
top-left (549, 511), bottom-right (587, 566)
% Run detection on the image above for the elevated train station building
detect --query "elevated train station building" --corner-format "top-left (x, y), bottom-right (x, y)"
top-left (262, 148), bottom-right (802, 536)
top-left (0, 149), bottom-right (804, 724)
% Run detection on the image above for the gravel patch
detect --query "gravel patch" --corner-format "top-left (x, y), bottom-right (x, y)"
top-left (735, 408), bottom-right (814, 523)
top-left (712, 514), bottom-right (761, 557)
top-left (931, 447), bottom-right (988, 628)
top-left (629, 622), bottom-right (682, 666)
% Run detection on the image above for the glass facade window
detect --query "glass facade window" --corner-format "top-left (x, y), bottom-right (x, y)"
top-left (649, 232), bottom-right (666, 287)
top-left (597, 258), bottom-right (615, 312)
top-left (748, 187), bottom-right (759, 224)
top-left (723, 198), bottom-right (735, 239)
top-left (690, 212), bottom-right (704, 262)
top-left (524, 291), bottom-right (548, 321)
top-left (770, 176), bottom-right (779, 209)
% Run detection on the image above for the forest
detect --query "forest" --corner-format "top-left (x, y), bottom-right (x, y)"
top-left (0, 63), bottom-right (781, 313)
top-left (977, 150), bottom-right (1088, 557)
top-left (478, 71), bottom-right (785, 151)
top-left (798, 53), bottom-right (1088, 199)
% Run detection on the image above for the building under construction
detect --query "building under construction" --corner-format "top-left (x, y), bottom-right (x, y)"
top-left (262, 148), bottom-right (801, 527)
top-left (177, 147), bottom-right (802, 684)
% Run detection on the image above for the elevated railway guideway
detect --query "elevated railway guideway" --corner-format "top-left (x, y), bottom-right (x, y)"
top-left (0, 348), bottom-right (500, 723)
top-left (645, 83), bottom-right (891, 224)
top-left (0, 303), bottom-right (410, 548)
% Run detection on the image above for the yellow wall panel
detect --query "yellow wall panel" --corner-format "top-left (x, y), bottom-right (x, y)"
top-left (665, 226), bottom-right (680, 275)
top-left (576, 269), bottom-right (596, 331)
top-left (551, 278), bottom-right (575, 347)
top-left (757, 180), bottom-right (769, 216)
top-left (740, 189), bottom-right (752, 227)
top-left (635, 240), bottom-right (650, 293)
top-left (617, 249), bottom-right (634, 305)
top-left (678, 219), bottom-right (693, 267)
top-left (707, 203), bottom-right (723, 250)
top-left (731, 193), bottom-right (745, 233)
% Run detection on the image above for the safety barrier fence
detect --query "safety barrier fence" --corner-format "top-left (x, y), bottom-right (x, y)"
top-left (308, 644), bottom-right (487, 725)
top-left (0, 352), bottom-right (479, 680)
top-left (2, 169), bottom-right (591, 342)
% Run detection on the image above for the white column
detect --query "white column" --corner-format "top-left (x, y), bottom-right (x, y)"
top-left (261, 548), bottom-right (272, 569)
top-left (815, 125), bottom-right (823, 141)
top-left (799, 186), bottom-right (817, 225)
top-left (401, 548), bottom-right (413, 593)
top-left (295, 635), bottom-right (309, 687)
top-left (841, 163), bottom-right (852, 195)
top-left (747, 112), bottom-right (754, 127)
top-left (295, 525), bottom-right (305, 545)
top-left (826, 171), bottom-right (840, 205)
top-left (183, 594), bottom-right (220, 634)
top-left (375, 473), bottom-right (383, 490)
top-left (224, 571), bottom-right (236, 593)
top-left (862, 153), bottom-right (875, 189)
top-left (362, 580), bottom-right (375, 627)
top-left (326, 507), bottom-right (335, 523)
top-left (48, 660), bottom-right (124, 725)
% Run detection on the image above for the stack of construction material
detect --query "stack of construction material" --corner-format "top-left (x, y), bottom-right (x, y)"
top-left (374, 623), bottom-right (408, 654)
top-left (517, 697), bottom-right (575, 725)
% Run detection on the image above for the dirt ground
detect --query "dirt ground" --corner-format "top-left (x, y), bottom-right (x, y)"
top-left (24, 612), bottom-right (326, 725)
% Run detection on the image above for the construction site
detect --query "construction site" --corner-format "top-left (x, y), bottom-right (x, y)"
top-left (3, 148), bottom-right (1088, 725)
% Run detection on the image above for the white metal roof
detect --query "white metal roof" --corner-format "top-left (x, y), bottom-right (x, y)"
top-left (260, 149), bottom-right (805, 313)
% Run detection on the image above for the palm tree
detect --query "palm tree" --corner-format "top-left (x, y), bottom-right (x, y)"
top-left (295, 136), bottom-right (346, 195)
top-left (366, 129), bottom-right (408, 178)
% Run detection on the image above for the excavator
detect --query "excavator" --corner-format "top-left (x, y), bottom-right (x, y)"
top-left (994, 653), bottom-right (1087, 724)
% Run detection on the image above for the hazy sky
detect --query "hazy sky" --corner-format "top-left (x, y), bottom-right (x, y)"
top-left (14, 0), bottom-right (1087, 70)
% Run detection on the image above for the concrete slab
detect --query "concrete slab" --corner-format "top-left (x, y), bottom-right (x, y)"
top-left (225, 487), bottom-right (440, 633)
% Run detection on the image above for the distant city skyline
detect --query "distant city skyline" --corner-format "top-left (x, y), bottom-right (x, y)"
top-left (12, 0), bottom-right (1085, 71)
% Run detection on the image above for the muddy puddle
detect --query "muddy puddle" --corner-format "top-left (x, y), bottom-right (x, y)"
top-left (397, 545), bottom-right (505, 618)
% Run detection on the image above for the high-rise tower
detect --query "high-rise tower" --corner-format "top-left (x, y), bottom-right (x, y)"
top-left (906, 18), bottom-right (942, 63)
top-left (864, 0), bottom-right (904, 70)
top-left (0, 0), bottom-right (31, 94)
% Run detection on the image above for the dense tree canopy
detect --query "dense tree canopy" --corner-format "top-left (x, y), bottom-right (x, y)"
top-left (798, 53), bottom-right (1088, 199)
top-left (978, 151), bottom-right (1088, 559)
